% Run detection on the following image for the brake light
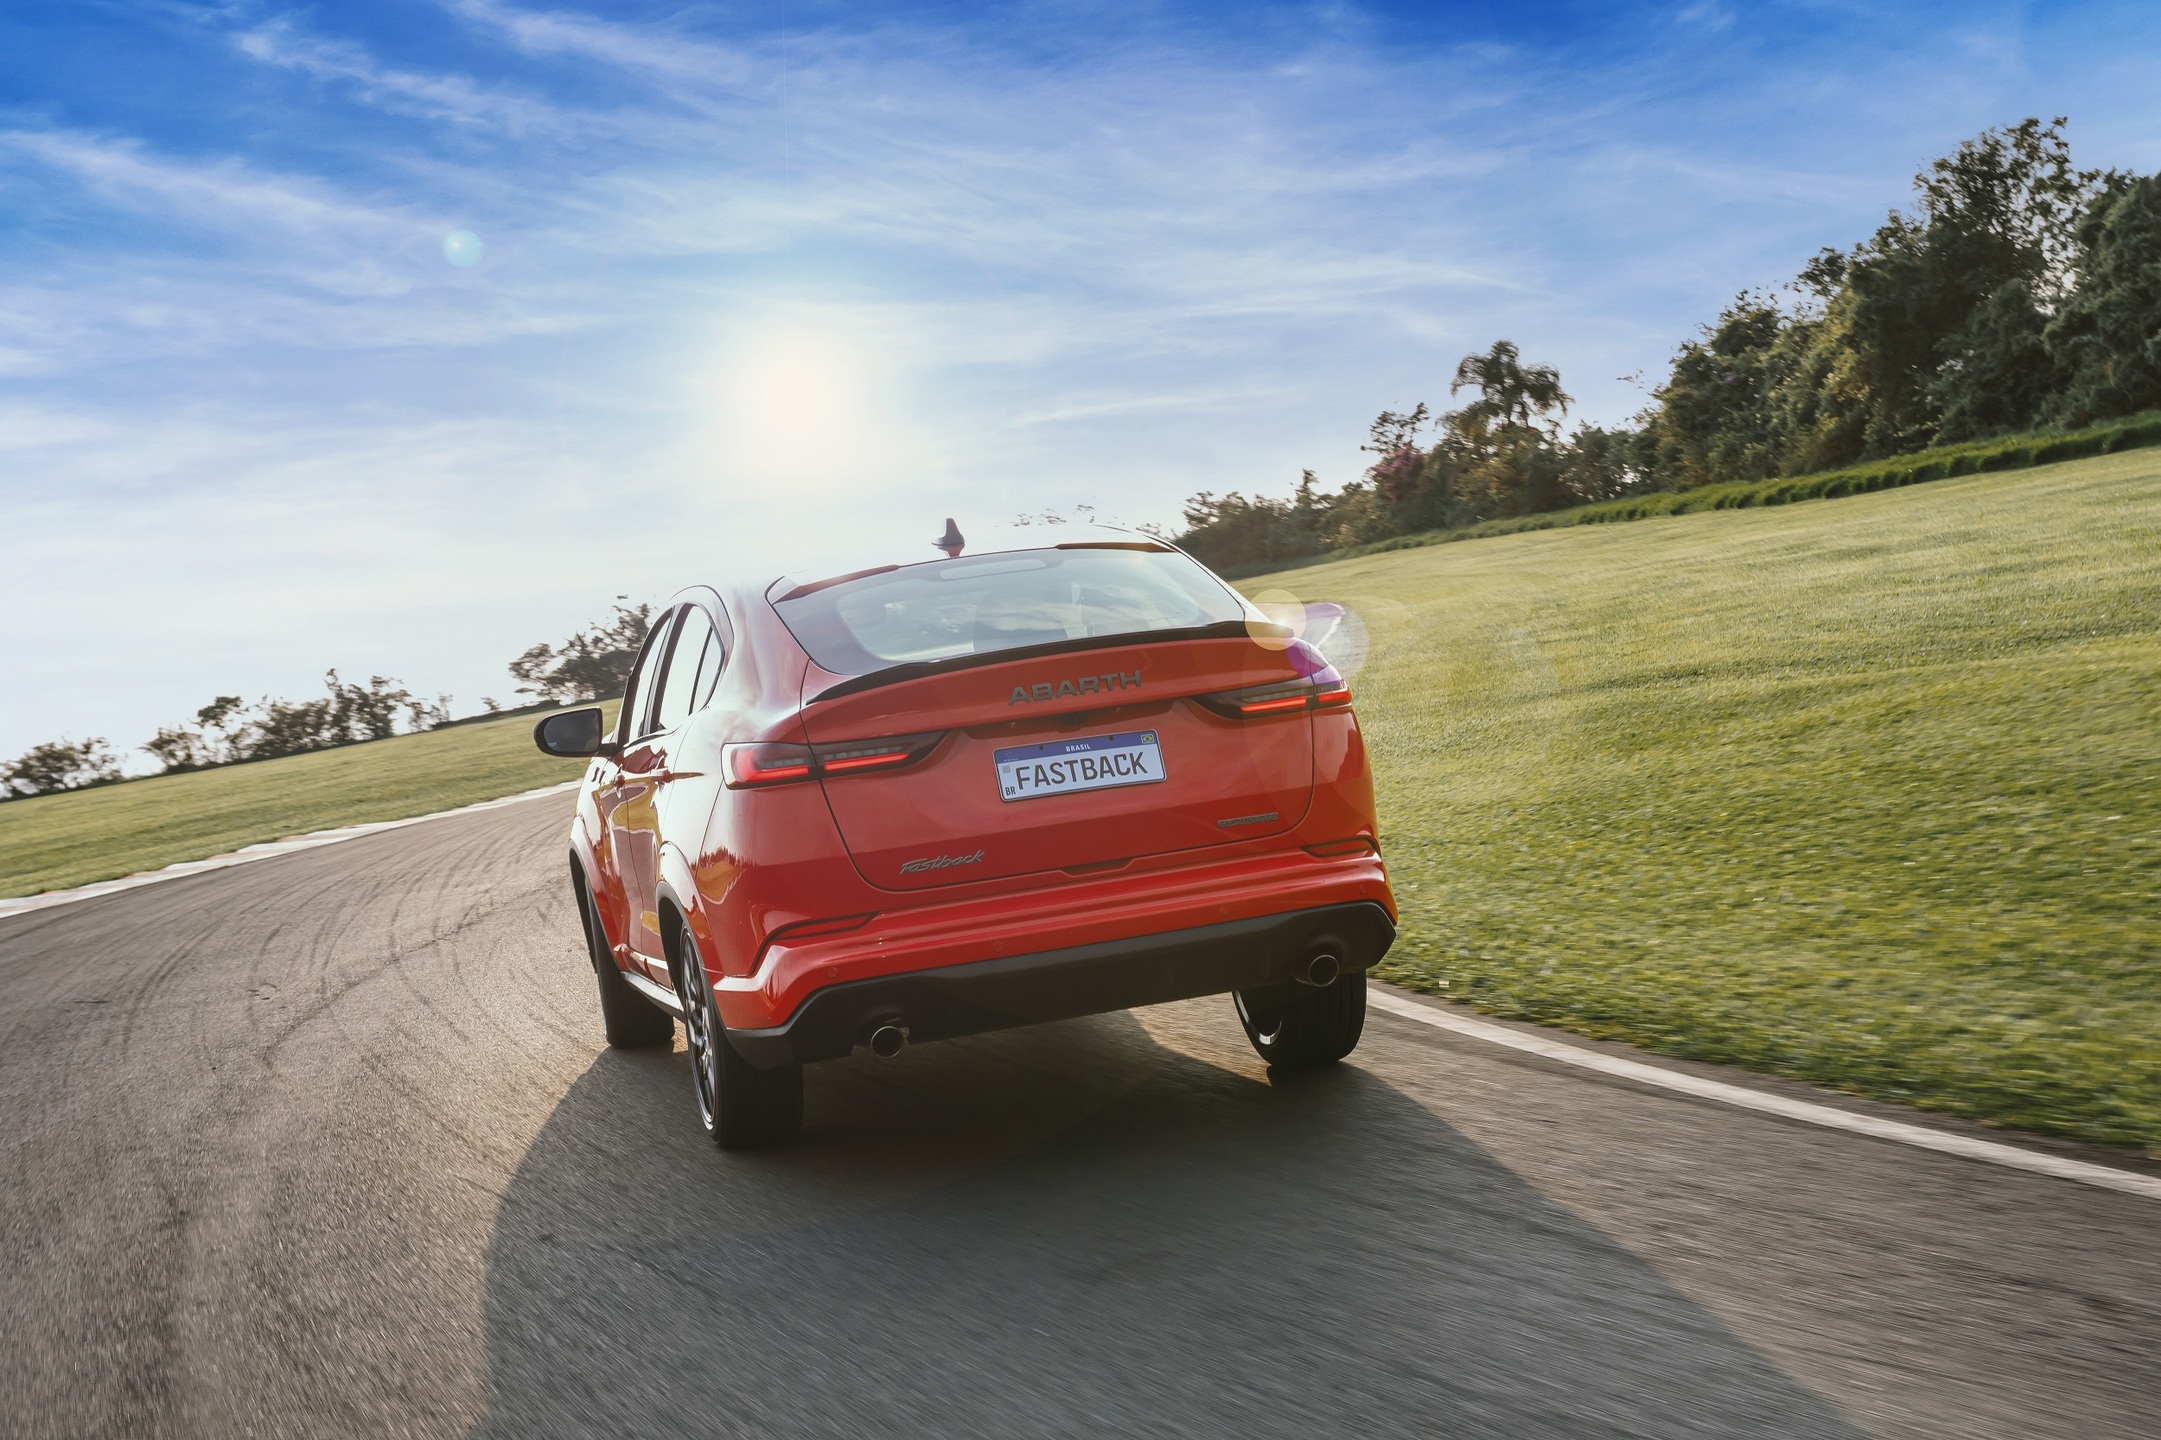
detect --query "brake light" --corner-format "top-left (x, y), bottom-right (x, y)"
top-left (816, 736), bottom-right (937, 773)
top-left (724, 743), bottom-right (815, 788)
top-left (723, 732), bottom-right (946, 788)
top-left (820, 753), bottom-right (902, 773)
top-left (1197, 665), bottom-right (1353, 719)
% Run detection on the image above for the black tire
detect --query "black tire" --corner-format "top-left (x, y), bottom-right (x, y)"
top-left (1233, 973), bottom-right (1367, 1069)
top-left (675, 920), bottom-right (803, 1149)
top-left (577, 876), bottom-right (673, 1050)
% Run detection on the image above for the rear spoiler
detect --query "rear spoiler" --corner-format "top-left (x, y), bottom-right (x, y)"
top-left (804, 619), bottom-right (1293, 704)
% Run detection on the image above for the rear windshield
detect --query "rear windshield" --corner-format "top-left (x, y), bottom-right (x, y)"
top-left (772, 545), bottom-right (1247, 676)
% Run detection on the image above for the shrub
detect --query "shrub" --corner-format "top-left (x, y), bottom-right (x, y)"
top-left (2, 738), bottom-right (121, 799)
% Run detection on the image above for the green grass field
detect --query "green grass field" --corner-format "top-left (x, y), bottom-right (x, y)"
top-left (1250, 449), bottom-right (2159, 1151)
top-left (0, 706), bottom-right (610, 899)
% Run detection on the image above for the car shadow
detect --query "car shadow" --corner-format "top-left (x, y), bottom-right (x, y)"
top-left (470, 1006), bottom-right (1863, 1439)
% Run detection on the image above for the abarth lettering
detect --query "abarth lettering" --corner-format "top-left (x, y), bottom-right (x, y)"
top-left (1009, 671), bottom-right (1142, 705)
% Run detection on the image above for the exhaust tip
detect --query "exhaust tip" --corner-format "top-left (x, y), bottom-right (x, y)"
top-left (1300, 952), bottom-right (1342, 988)
top-left (868, 1024), bottom-right (909, 1059)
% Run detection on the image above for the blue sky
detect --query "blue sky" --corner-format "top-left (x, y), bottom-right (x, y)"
top-left (4, 1), bottom-right (2159, 764)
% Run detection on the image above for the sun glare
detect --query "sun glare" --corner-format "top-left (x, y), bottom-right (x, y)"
top-left (699, 316), bottom-right (912, 491)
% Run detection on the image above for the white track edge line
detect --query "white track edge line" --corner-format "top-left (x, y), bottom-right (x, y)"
top-left (0, 781), bottom-right (580, 921)
top-left (1367, 986), bottom-right (2161, 1201)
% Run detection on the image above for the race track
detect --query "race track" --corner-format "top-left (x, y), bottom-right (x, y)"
top-left (1, 792), bottom-right (2154, 1438)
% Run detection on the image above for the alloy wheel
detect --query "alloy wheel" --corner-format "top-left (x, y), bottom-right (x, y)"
top-left (678, 949), bottom-right (721, 1134)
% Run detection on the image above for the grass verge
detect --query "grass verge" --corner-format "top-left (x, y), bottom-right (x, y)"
top-left (1252, 449), bottom-right (2159, 1152)
top-left (0, 705), bottom-right (613, 898)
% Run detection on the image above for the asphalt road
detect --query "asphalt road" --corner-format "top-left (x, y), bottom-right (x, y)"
top-left (2, 792), bottom-right (2154, 1439)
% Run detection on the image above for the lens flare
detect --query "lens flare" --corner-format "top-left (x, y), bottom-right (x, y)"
top-left (1246, 587), bottom-right (1300, 651)
top-left (1303, 603), bottom-right (1369, 680)
top-left (1244, 587), bottom-right (1370, 677)
top-left (443, 230), bottom-right (484, 267)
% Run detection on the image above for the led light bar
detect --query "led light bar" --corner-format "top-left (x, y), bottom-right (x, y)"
top-left (722, 732), bottom-right (947, 789)
top-left (1196, 666), bottom-right (1353, 719)
top-left (723, 742), bottom-right (815, 788)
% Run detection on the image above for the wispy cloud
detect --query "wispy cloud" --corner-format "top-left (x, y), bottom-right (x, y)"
top-left (0, 124), bottom-right (595, 372)
top-left (442, 0), bottom-right (756, 89)
top-left (4, 127), bottom-right (404, 240)
top-left (234, 18), bottom-right (580, 134)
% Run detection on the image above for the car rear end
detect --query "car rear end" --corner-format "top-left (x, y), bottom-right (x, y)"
top-left (712, 533), bottom-right (1395, 1067)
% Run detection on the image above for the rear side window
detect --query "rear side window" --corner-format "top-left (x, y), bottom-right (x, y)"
top-left (654, 607), bottom-right (723, 732)
top-left (773, 545), bottom-right (1246, 677)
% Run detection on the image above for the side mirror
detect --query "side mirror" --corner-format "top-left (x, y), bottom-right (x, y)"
top-left (534, 707), bottom-right (616, 759)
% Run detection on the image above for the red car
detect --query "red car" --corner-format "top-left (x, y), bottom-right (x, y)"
top-left (535, 522), bottom-right (1396, 1146)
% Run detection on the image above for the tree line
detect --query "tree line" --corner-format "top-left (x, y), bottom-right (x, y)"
top-left (1, 672), bottom-right (455, 800)
top-left (2, 606), bottom-right (659, 801)
top-left (1177, 118), bottom-right (2161, 570)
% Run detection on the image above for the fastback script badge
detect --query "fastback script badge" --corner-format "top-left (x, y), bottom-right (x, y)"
top-left (898, 849), bottom-right (986, 875)
top-left (1010, 671), bottom-right (1142, 704)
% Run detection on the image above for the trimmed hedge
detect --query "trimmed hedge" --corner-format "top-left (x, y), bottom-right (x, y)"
top-left (1227, 411), bottom-right (2161, 578)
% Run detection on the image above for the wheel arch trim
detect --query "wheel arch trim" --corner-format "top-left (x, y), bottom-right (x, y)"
top-left (654, 843), bottom-right (708, 997)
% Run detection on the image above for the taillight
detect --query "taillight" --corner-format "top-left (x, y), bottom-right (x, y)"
top-left (1197, 667), bottom-right (1353, 719)
top-left (1310, 675), bottom-right (1352, 709)
top-left (724, 743), bottom-right (815, 788)
top-left (722, 732), bottom-right (945, 789)
top-left (815, 732), bottom-right (944, 774)
top-left (1197, 638), bottom-right (1353, 718)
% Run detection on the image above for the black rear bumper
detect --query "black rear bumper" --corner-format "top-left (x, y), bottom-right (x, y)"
top-left (726, 901), bottom-right (1396, 1069)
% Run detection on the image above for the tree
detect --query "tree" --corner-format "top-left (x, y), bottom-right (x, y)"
top-left (1442, 341), bottom-right (1575, 517)
top-left (197, 696), bottom-right (245, 732)
top-left (141, 676), bottom-right (446, 772)
top-left (1929, 277), bottom-right (2056, 441)
top-left (1560, 424), bottom-right (1647, 502)
top-left (1629, 118), bottom-right (2126, 480)
top-left (1840, 117), bottom-right (2097, 450)
top-left (145, 696), bottom-right (246, 773)
top-left (509, 603), bottom-right (654, 705)
top-left (242, 695), bottom-right (342, 759)
top-left (407, 694), bottom-right (453, 730)
top-left (2045, 172), bottom-right (2161, 425)
top-left (1643, 296), bottom-right (1791, 486)
top-left (142, 726), bottom-right (209, 774)
top-left (325, 671), bottom-right (413, 744)
top-left (204, 672), bottom-right (415, 761)
top-left (2, 738), bottom-right (121, 799)
top-left (1360, 404), bottom-right (1429, 492)
top-left (1450, 341), bottom-right (1571, 435)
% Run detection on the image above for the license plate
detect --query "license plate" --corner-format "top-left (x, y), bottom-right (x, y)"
top-left (994, 730), bottom-right (1165, 802)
